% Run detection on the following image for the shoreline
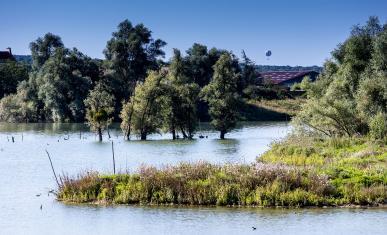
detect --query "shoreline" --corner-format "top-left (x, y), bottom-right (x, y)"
top-left (57, 137), bottom-right (386, 208)
top-left (58, 199), bottom-right (387, 209)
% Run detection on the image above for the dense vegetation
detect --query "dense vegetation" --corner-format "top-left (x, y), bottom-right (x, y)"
top-left (294, 17), bottom-right (387, 139)
top-left (57, 136), bottom-right (386, 207)
top-left (0, 19), bottom-right (287, 140)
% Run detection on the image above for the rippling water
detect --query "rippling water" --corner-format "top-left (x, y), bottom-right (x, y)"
top-left (0, 122), bottom-right (386, 235)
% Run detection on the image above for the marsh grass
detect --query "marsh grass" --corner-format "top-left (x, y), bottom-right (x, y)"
top-left (57, 137), bottom-right (386, 207)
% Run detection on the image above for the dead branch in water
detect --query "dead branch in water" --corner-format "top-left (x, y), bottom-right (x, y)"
top-left (45, 149), bottom-right (60, 188)
top-left (112, 141), bottom-right (116, 174)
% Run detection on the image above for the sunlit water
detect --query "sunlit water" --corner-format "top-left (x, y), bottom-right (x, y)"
top-left (0, 122), bottom-right (386, 235)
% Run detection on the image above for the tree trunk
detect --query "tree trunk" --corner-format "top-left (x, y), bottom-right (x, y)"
top-left (140, 132), bottom-right (147, 140)
top-left (124, 125), bottom-right (131, 140)
top-left (220, 131), bottom-right (225, 139)
top-left (98, 128), bottom-right (103, 142)
top-left (181, 128), bottom-right (188, 139)
top-left (172, 128), bottom-right (176, 140)
top-left (107, 126), bottom-right (111, 139)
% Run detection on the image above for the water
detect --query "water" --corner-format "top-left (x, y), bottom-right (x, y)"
top-left (0, 122), bottom-right (386, 235)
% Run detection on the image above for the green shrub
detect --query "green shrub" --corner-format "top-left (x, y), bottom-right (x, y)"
top-left (369, 113), bottom-right (387, 140)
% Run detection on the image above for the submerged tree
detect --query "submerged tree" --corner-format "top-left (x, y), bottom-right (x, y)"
top-left (120, 97), bottom-right (135, 140)
top-left (201, 52), bottom-right (241, 139)
top-left (163, 49), bottom-right (200, 139)
top-left (121, 71), bottom-right (165, 140)
top-left (84, 83), bottom-right (115, 141)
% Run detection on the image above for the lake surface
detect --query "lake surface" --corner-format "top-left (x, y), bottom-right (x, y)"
top-left (0, 122), bottom-right (386, 235)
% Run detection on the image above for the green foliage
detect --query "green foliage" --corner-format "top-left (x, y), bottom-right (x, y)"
top-left (185, 43), bottom-right (213, 88)
top-left (290, 76), bottom-right (312, 91)
top-left (120, 98), bottom-right (135, 140)
top-left (30, 33), bottom-right (64, 70)
top-left (356, 72), bottom-right (387, 121)
top-left (240, 50), bottom-right (260, 95)
top-left (246, 98), bottom-right (305, 118)
top-left (0, 88), bottom-right (37, 122)
top-left (84, 83), bottom-right (115, 141)
top-left (369, 112), bottom-right (387, 140)
top-left (0, 33), bottom-right (100, 122)
top-left (34, 48), bottom-right (92, 122)
top-left (0, 60), bottom-right (29, 98)
top-left (103, 19), bottom-right (166, 116)
top-left (201, 53), bottom-right (241, 139)
top-left (1, 23), bottom-right (299, 128)
top-left (162, 49), bottom-right (200, 139)
top-left (121, 71), bottom-right (165, 140)
top-left (295, 17), bottom-right (387, 139)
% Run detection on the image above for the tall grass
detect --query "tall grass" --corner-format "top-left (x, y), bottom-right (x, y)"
top-left (59, 162), bottom-right (333, 206)
top-left (58, 137), bottom-right (386, 207)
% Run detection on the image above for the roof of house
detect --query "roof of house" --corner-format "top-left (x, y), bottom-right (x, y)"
top-left (259, 70), bottom-right (318, 84)
top-left (0, 51), bottom-right (14, 60)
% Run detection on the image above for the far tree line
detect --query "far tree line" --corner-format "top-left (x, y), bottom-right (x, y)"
top-left (0, 19), bottom-right (265, 140)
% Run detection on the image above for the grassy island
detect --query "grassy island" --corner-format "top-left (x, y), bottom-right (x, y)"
top-left (57, 137), bottom-right (386, 207)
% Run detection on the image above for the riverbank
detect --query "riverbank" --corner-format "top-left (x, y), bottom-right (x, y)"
top-left (240, 98), bottom-right (305, 121)
top-left (57, 136), bottom-right (386, 207)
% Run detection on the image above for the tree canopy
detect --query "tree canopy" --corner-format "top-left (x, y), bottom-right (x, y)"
top-left (103, 19), bottom-right (166, 117)
top-left (201, 52), bottom-right (241, 139)
top-left (84, 83), bottom-right (115, 141)
top-left (295, 16), bottom-right (387, 139)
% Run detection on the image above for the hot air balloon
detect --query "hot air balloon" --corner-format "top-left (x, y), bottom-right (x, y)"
top-left (266, 50), bottom-right (272, 60)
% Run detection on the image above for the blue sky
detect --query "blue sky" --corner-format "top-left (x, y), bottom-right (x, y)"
top-left (1, 0), bottom-right (386, 66)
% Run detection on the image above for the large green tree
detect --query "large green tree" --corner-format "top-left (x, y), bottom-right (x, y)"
top-left (295, 17), bottom-right (387, 138)
top-left (163, 49), bottom-right (200, 139)
top-left (201, 52), bottom-right (241, 139)
top-left (185, 43), bottom-right (239, 121)
top-left (34, 48), bottom-right (92, 122)
top-left (0, 33), bottom-right (99, 122)
top-left (104, 20), bottom-right (166, 116)
top-left (120, 71), bottom-right (165, 140)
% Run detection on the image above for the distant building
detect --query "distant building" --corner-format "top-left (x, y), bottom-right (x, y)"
top-left (259, 70), bottom-right (319, 88)
top-left (0, 47), bottom-right (15, 62)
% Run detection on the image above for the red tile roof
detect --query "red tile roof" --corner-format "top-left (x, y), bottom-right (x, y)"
top-left (0, 51), bottom-right (14, 60)
top-left (260, 71), bottom-right (317, 84)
